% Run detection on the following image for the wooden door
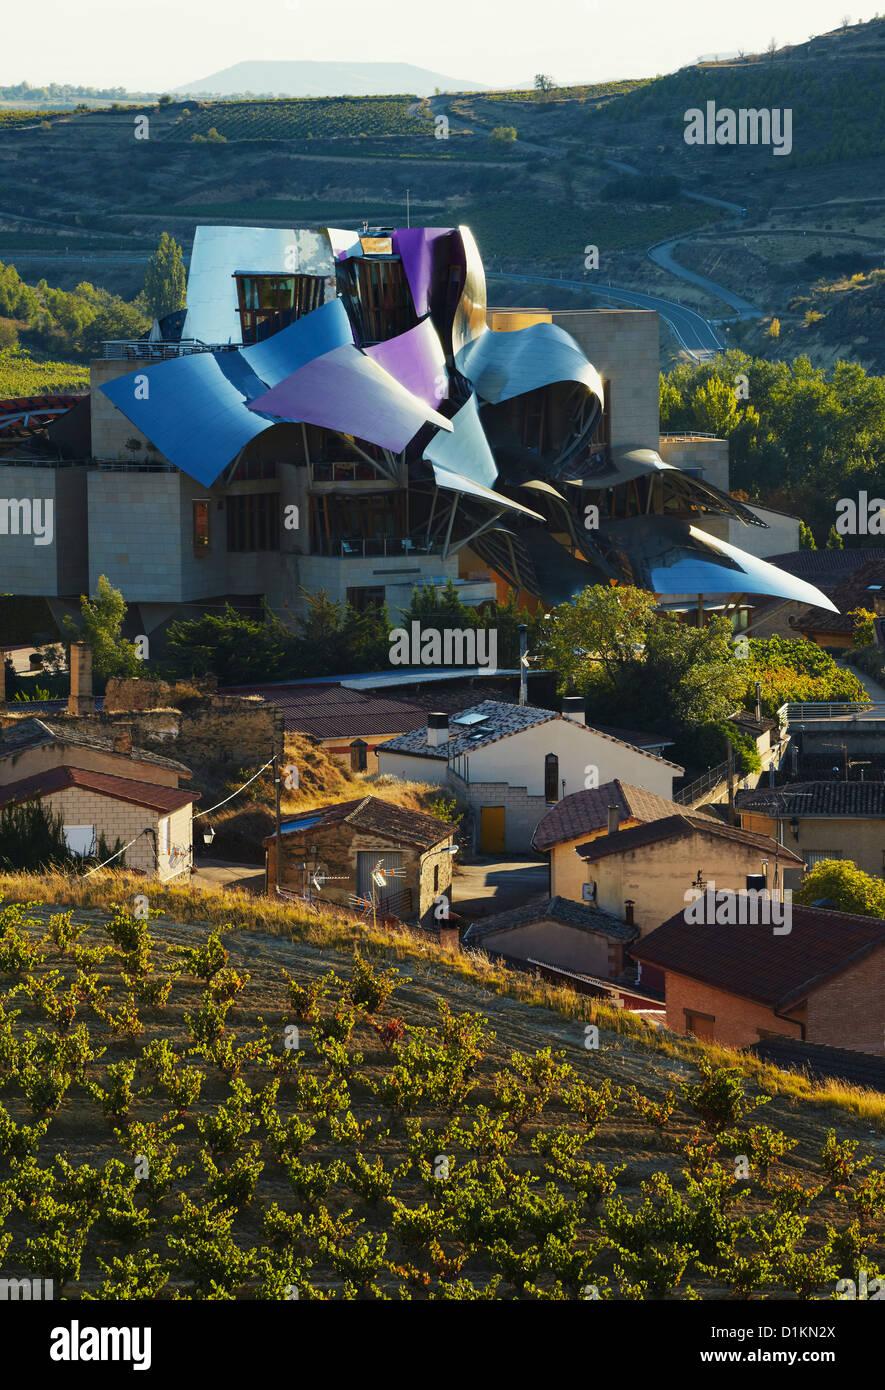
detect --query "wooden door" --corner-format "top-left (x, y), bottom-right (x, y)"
top-left (480, 806), bottom-right (506, 854)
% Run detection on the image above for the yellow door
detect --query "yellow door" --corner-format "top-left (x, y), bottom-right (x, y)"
top-left (480, 806), bottom-right (506, 854)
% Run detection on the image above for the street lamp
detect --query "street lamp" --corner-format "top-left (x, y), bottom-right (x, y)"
top-left (202, 826), bottom-right (215, 848)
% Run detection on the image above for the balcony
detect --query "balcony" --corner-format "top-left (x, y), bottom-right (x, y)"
top-left (101, 340), bottom-right (238, 361)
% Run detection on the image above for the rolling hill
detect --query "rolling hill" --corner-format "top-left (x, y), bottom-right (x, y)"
top-left (174, 61), bottom-right (487, 98)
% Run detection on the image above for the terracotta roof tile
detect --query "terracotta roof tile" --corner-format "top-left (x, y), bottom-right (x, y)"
top-left (261, 795), bottom-right (454, 851)
top-left (533, 779), bottom-right (715, 851)
top-left (574, 813), bottom-right (802, 864)
top-left (0, 765), bottom-right (198, 814)
top-left (631, 903), bottom-right (885, 1010)
top-left (463, 895), bottom-right (638, 945)
top-left (736, 781), bottom-right (885, 817)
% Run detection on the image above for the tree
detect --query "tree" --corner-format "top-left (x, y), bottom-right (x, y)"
top-left (766, 317), bottom-right (781, 338)
top-left (798, 520), bottom-right (817, 549)
top-left (534, 74), bottom-right (555, 94)
top-left (848, 607), bottom-right (876, 647)
top-left (62, 575), bottom-right (142, 681)
top-left (165, 602), bottom-right (293, 684)
top-left (795, 859), bottom-right (885, 917)
top-left (143, 233), bottom-right (187, 322)
top-left (536, 584), bottom-right (744, 742)
top-left (825, 524), bottom-right (844, 549)
top-left (488, 126), bottom-right (517, 144)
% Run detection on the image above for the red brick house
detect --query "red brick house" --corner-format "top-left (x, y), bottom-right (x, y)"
top-left (631, 904), bottom-right (885, 1054)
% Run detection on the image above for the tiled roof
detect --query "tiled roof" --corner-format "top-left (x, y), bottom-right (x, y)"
top-left (790, 557), bottom-right (885, 633)
top-left (463, 895), bottom-right (638, 946)
top-left (747, 1037), bottom-right (885, 1091)
top-left (736, 780), bottom-right (885, 817)
top-left (378, 700), bottom-right (683, 770)
top-left (220, 682), bottom-right (426, 739)
top-left (590, 725), bottom-right (675, 749)
top-left (574, 813), bottom-right (803, 864)
top-left (766, 548), bottom-right (885, 587)
top-left (260, 795), bottom-right (454, 851)
top-left (632, 903), bottom-right (885, 1011)
top-left (533, 779), bottom-right (715, 850)
top-left (0, 765), bottom-right (198, 814)
top-left (0, 717), bottom-right (191, 775)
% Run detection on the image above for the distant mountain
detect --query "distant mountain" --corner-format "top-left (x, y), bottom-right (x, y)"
top-left (174, 61), bottom-right (486, 98)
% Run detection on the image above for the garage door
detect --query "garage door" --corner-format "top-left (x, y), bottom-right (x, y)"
top-left (356, 850), bottom-right (404, 908)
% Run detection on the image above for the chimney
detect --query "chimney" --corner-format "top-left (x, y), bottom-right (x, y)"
top-left (112, 724), bottom-right (133, 756)
top-left (518, 624), bottom-right (528, 706)
top-left (68, 642), bottom-right (94, 715)
top-left (607, 804), bottom-right (620, 835)
top-left (437, 923), bottom-right (460, 952)
top-left (624, 899), bottom-right (635, 926)
top-left (427, 712), bottom-right (449, 749)
top-left (562, 695), bottom-right (586, 725)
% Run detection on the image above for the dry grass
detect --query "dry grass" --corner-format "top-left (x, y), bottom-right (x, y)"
top-left (2, 869), bottom-right (884, 1128)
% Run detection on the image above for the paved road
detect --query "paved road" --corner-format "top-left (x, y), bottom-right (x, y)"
top-left (487, 271), bottom-right (725, 355)
top-left (452, 854), bottom-right (549, 920)
top-left (647, 237), bottom-right (761, 317)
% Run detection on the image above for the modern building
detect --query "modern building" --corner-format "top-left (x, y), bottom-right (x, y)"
top-left (376, 699), bottom-right (682, 852)
top-left (262, 794), bottom-right (455, 928)
top-left (0, 223), bottom-right (836, 644)
top-left (631, 903), bottom-right (885, 1054)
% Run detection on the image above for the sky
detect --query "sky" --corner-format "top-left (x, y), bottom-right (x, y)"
top-left (0, 0), bottom-right (880, 91)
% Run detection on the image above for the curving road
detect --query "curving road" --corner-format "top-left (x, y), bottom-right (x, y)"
top-left (486, 271), bottom-right (726, 356)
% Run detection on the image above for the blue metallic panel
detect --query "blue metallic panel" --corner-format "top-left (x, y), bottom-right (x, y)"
top-left (423, 394), bottom-right (497, 489)
top-left (456, 319), bottom-right (604, 407)
top-left (100, 352), bottom-right (276, 487)
top-left (242, 298), bottom-right (354, 388)
top-left (429, 462), bottom-right (543, 520)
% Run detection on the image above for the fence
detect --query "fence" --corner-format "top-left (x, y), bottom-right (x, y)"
top-left (674, 758), bottom-right (730, 806)
top-left (778, 702), bottom-right (885, 722)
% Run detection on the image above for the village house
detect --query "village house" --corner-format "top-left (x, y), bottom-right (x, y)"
top-left (376, 697), bottom-right (682, 853)
top-left (0, 715), bottom-right (197, 879)
top-left (462, 895), bottom-right (639, 984)
top-left (631, 903), bottom-right (885, 1054)
top-left (736, 781), bottom-right (885, 882)
top-left (262, 795), bottom-right (455, 929)
top-left (573, 814), bottom-right (803, 992)
top-left (532, 779), bottom-right (718, 900)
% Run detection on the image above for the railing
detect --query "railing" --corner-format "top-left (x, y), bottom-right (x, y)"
top-left (312, 537), bottom-right (443, 558)
top-left (101, 340), bottom-right (237, 360)
top-left (674, 758), bottom-right (730, 806)
top-left (778, 702), bottom-right (885, 722)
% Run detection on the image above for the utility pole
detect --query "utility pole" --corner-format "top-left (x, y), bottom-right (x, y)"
top-left (273, 752), bottom-right (282, 895)
top-left (406, 188), bottom-right (410, 228)
top-left (726, 737), bottom-right (735, 826)
top-left (518, 624), bottom-right (528, 706)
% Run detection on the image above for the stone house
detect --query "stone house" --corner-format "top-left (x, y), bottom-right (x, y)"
top-left (532, 779), bottom-right (718, 901)
top-left (462, 895), bottom-right (639, 983)
top-left (631, 903), bottom-right (885, 1054)
top-left (0, 716), bottom-right (197, 879)
top-left (736, 781), bottom-right (885, 883)
top-left (376, 698), bottom-right (682, 854)
top-left (262, 795), bottom-right (455, 928)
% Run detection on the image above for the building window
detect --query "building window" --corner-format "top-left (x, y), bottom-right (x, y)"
top-left (804, 851), bottom-right (842, 869)
top-left (193, 499), bottom-right (210, 554)
top-left (544, 753), bottom-right (559, 804)
top-left (234, 273), bottom-right (325, 344)
top-left (347, 586), bottom-right (385, 612)
top-left (684, 1009), bottom-right (716, 1039)
top-left (63, 825), bottom-right (95, 858)
top-left (227, 494), bottom-right (280, 552)
top-left (433, 863), bottom-right (439, 893)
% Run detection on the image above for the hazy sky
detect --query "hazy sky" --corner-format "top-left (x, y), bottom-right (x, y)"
top-left (1, 0), bottom-right (879, 90)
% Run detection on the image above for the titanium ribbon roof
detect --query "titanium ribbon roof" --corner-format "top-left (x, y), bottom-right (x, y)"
top-left (578, 446), bottom-right (762, 527)
top-left (182, 226), bottom-right (336, 344)
top-left (423, 394), bottom-right (497, 489)
top-left (364, 319), bottom-right (448, 409)
top-left (456, 318), bottom-right (604, 416)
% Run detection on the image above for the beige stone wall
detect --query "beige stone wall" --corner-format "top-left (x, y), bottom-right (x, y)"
top-left (549, 820), bottom-right (643, 900)
top-left (0, 737), bottom-right (179, 789)
top-left (42, 786), bottom-right (192, 879)
top-left (739, 810), bottom-right (884, 880)
top-left (266, 818), bottom-right (453, 926)
top-left (478, 918), bottom-right (623, 979)
top-left (658, 436), bottom-right (729, 492)
top-left (590, 830), bottom-right (793, 934)
top-left (550, 309), bottom-right (660, 452)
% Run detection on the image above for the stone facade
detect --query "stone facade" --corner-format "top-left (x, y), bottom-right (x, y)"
top-left (265, 818), bottom-right (454, 928)
top-left (551, 309), bottom-right (660, 452)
